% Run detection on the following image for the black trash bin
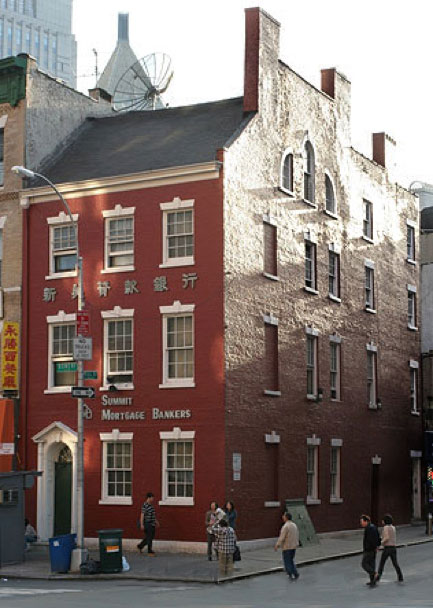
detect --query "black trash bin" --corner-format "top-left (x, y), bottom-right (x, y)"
top-left (48, 533), bottom-right (77, 573)
top-left (97, 529), bottom-right (123, 573)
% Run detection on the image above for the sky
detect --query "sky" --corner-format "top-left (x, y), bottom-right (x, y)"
top-left (73, 0), bottom-right (433, 188)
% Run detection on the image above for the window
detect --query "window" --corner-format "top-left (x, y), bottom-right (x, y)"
top-left (367, 348), bottom-right (377, 408)
top-left (330, 445), bottom-right (341, 501)
top-left (25, 26), bottom-right (30, 52)
top-left (51, 35), bottom-right (57, 71)
top-left (365, 265), bottom-right (375, 310)
top-left (410, 366), bottom-right (418, 414)
top-left (51, 224), bottom-right (77, 274)
top-left (160, 198), bottom-right (195, 267)
top-left (34, 29), bottom-right (39, 60)
top-left (407, 223), bottom-right (415, 263)
top-left (263, 217), bottom-right (277, 278)
top-left (281, 152), bottom-right (293, 193)
top-left (306, 333), bottom-right (318, 398)
top-left (47, 322), bottom-right (76, 390)
top-left (0, 128), bottom-right (4, 186)
top-left (363, 200), bottom-right (373, 240)
top-left (15, 23), bottom-right (22, 51)
top-left (105, 217), bottom-right (134, 269)
top-left (43, 32), bottom-right (48, 67)
top-left (160, 428), bottom-right (195, 505)
top-left (264, 315), bottom-right (279, 395)
top-left (160, 301), bottom-right (195, 388)
top-left (306, 443), bottom-right (319, 502)
top-left (325, 174), bottom-right (336, 215)
top-left (408, 287), bottom-right (417, 329)
top-left (304, 141), bottom-right (315, 203)
top-left (330, 340), bottom-right (341, 400)
top-left (7, 22), bottom-right (12, 55)
top-left (328, 250), bottom-right (340, 299)
top-left (105, 319), bottom-right (133, 386)
top-left (305, 241), bottom-right (317, 291)
top-left (99, 430), bottom-right (133, 505)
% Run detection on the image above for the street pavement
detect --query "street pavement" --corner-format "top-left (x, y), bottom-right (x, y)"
top-left (0, 524), bottom-right (431, 583)
top-left (0, 542), bottom-right (431, 607)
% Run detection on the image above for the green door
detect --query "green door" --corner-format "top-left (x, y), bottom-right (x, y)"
top-left (54, 446), bottom-right (72, 536)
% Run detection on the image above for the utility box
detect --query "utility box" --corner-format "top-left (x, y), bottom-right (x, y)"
top-left (97, 528), bottom-right (123, 573)
top-left (285, 498), bottom-right (319, 546)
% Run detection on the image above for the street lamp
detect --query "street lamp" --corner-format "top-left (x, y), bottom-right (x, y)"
top-left (12, 165), bottom-right (87, 568)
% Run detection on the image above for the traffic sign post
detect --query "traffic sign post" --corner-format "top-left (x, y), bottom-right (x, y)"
top-left (71, 386), bottom-right (95, 399)
top-left (83, 371), bottom-right (97, 380)
top-left (77, 310), bottom-right (90, 336)
top-left (73, 336), bottom-right (92, 361)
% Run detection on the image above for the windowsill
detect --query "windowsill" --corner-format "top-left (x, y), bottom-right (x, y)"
top-left (101, 266), bottom-right (135, 274)
top-left (159, 381), bottom-right (196, 389)
top-left (330, 497), bottom-right (343, 504)
top-left (301, 198), bottom-right (317, 208)
top-left (159, 497), bottom-right (194, 506)
top-left (263, 272), bottom-right (280, 282)
top-left (328, 294), bottom-right (341, 303)
top-left (330, 398), bottom-right (342, 403)
top-left (362, 235), bottom-right (374, 244)
top-left (365, 307), bottom-right (377, 314)
top-left (306, 498), bottom-right (321, 505)
top-left (410, 410), bottom-right (421, 416)
top-left (407, 325), bottom-right (418, 331)
top-left (368, 404), bottom-right (378, 410)
top-left (99, 384), bottom-right (134, 392)
top-left (44, 387), bottom-right (72, 394)
top-left (99, 497), bottom-right (132, 506)
top-left (324, 209), bottom-right (338, 219)
top-left (406, 259), bottom-right (417, 266)
top-left (264, 390), bottom-right (281, 397)
top-left (304, 286), bottom-right (319, 295)
top-left (159, 258), bottom-right (195, 269)
top-left (278, 186), bottom-right (295, 198)
top-left (45, 271), bottom-right (77, 280)
top-left (264, 501), bottom-right (281, 508)
top-left (307, 394), bottom-right (319, 401)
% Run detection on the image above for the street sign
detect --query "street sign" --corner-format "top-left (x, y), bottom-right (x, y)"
top-left (71, 386), bottom-right (95, 399)
top-left (56, 362), bottom-right (78, 373)
top-left (83, 371), bottom-right (97, 380)
top-left (73, 336), bottom-right (92, 361)
top-left (77, 310), bottom-right (90, 336)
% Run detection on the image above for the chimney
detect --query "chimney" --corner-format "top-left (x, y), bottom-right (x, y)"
top-left (243, 8), bottom-right (280, 114)
top-left (88, 87), bottom-right (112, 104)
top-left (372, 132), bottom-right (397, 178)
top-left (320, 67), bottom-right (352, 146)
top-left (321, 68), bottom-right (336, 98)
top-left (118, 13), bottom-right (129, 42)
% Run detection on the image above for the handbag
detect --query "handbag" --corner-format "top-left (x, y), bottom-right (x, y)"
top-left (233, 545), bottom-right (241, 562)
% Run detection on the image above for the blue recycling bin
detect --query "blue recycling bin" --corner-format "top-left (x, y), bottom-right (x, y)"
top-left (49, 533), bottom-right (77, 573)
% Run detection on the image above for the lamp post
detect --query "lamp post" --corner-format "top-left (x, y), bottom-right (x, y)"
top-left (12, 165), bottom-right (87, 567)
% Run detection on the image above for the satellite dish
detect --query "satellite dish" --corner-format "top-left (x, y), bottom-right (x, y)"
top-left (113, 53), bottom-right (173, 112)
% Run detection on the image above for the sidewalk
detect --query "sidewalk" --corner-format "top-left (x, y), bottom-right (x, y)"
top-left (0, 525), bottom-right (431, 584)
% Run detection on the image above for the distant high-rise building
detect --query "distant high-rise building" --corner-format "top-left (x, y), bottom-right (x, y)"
top-left (0, 0), bottom-right (77, 88)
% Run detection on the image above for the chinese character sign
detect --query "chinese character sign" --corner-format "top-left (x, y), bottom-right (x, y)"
top-left (1, 322), bottom-right (19, 391)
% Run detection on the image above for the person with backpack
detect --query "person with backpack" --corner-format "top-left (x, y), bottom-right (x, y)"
top-left (360, 514), bottom-right (381, 587)
top-left (376, 514), bottom-right (403, 583)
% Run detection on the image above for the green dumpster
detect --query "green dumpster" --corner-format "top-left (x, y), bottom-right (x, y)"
top-left (97, 529), bottom-right (123, 573)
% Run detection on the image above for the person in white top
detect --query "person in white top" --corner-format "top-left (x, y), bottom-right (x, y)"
top-left (376, 514), bottom-right (403, 583)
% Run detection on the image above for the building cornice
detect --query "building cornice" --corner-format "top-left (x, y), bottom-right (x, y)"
top-left (19, 161), bottom-right (222, 206)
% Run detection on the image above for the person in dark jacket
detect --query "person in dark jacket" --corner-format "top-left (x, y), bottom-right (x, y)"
top-left (224, 501), bottom-right (237, 530)
top-left (360, 514), bottom-right (381, 587)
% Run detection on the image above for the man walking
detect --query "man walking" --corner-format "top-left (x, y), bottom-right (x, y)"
top-left (274, 512), bottom-right (300, 579)
top-left (360, 514), bottom-right (381, 587)
top-left (137, 492), bottom-right (159, 556)
top-left (376, 514), bottom-right (403, 583)
top-left (212, 519), bottom-right (237, 577)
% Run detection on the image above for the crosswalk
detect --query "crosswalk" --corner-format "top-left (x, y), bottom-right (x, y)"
top-left (0, 587), bottom-right (82, 598)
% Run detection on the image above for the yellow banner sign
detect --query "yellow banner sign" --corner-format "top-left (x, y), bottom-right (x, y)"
top-left (1, 322), bottom-right (19, 390)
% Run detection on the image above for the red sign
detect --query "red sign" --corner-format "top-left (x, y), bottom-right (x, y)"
top-left (77, 311), bottom-right (90, 336)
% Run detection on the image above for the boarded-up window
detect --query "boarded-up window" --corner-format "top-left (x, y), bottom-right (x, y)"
top-left (264, 322), bottom-right (279, 392)
top-left (263, 222), bottom-right (277, 277)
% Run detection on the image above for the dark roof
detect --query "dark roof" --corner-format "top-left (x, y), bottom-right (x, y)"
top-left (421, 207), bottom-right (433, 230)
top-left (31, 97), bottom-right (248, 186)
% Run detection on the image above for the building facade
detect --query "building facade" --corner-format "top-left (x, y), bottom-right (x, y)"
top-left (0, 0), bottom-right (76, 88)
top-left (19, 8), bottom-right (423, 547)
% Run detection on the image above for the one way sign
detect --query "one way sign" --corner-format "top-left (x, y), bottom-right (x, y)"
top-left (71, 386), bottom-right (95, 399)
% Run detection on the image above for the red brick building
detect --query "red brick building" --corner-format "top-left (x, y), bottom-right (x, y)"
top-left (18, 8), bottom-right (422, 548)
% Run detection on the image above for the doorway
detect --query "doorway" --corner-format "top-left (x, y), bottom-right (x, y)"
top-left (411, 458), bottom-right (422, 520)
top-left (54, 445), bottom-right (72, 535)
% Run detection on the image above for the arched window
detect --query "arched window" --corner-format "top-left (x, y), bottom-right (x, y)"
top-left (325, 174), bottom-right (336, 214)
top-left (281, 152), bottom-right (293, 193)
top-left (304, 142), bottom-right (315, 203)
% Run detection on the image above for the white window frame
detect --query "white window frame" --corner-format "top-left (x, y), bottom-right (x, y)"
top-left (410, 360), bottom-right (419, 414)
top-left (324, 172), bottom-right (337, 217)
top-left (330, 338), bottom-right (341, 401)
top-left (406, 221), bottom-right (416, 264)
top-left (330, 440), bottom-right (343, 503)
top-left (365, 262), bottom-right (375, 312)
top-left (367, 344), bottom-right (377, 409)
top-left (305, 240), bottom-right (317, 292)
top-left (280, 148), bottom-right (294, 196)
top-left (328, 248), bottom-right (340, 300)
top-left (306, 328), bottom-right (319, 399)
top-left (306, 436), bottom-right (321, 505)
top-left (99, 429), bottom-right (133, 505)
top-left (159, 301), bottom-right (195, 389)
top-left (263, 214), bottom-right (279, 280)
top-left (407, 285), bottom-right (417, 330)
top-left (101, 307), bottom-right (134, 391)
top-left (45, 310), bottom-right (77, 394)
top-left (363, 200), bottom-right (373, 241)
top-left (46, 212), bottom-right (78, 280)
top-left (102, 205), bottom-right (136, 273)
top-left (159, 427), bottom-right (195, 506)
top-left (160, 197), bottom-right (195, 268)
top-left (303, 140), bottom-right (316, 205)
